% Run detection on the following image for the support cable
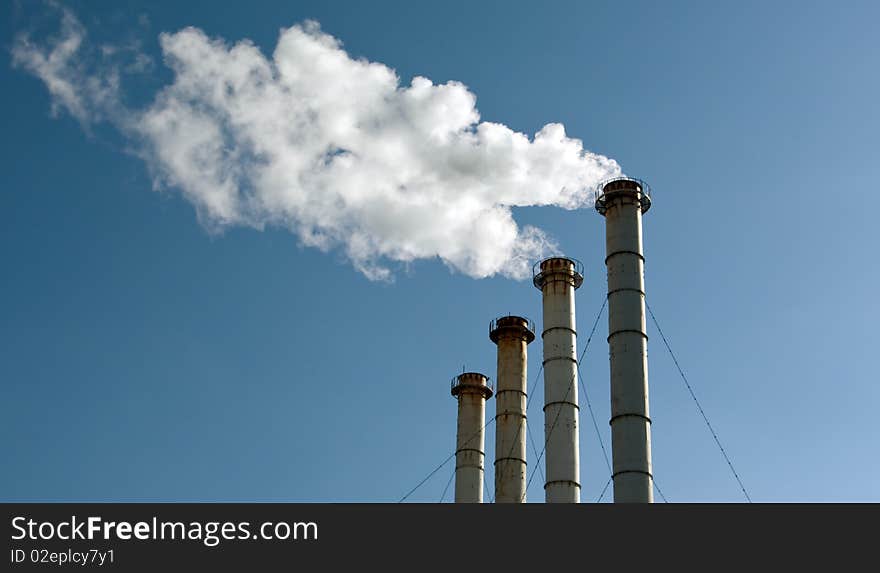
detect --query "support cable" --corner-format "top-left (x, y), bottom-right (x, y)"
top-left (653, 477), bottom-right (669, 503)
top-left (596, 475), bottom-right (613, 503)
top-left (646, 302), bottom-right (752, 503)
top-left (398, 414), bottom-right (497, 503)
top-left (400, 360), bottom-right (545, 504)
top-left (526, 423), bottom-right (545, 484)
top-left (524, 363), bottom-right (546, 484)
top-left (577, 361), bottom-right (612, 475)
top-left (439, 465), bottom-right (455, 503)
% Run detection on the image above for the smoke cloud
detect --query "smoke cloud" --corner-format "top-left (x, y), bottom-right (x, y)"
top-left (12, 6), bottom-right (621, 280)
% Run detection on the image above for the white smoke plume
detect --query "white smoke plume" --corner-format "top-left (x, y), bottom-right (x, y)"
top-left (12, 6), bottom-right (621, 280)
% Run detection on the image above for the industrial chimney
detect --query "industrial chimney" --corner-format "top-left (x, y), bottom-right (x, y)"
top-left (533, 257), bottom-right (583, 503)
top-left (595, 177), bottom-right (654, 503)
top-left (490, 316), bottom-right (535, 503)
top-left (451, 372), bottom-right (494, 503)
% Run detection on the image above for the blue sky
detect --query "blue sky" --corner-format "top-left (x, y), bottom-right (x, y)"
top-left (2, 0), bottom-right (878, 502)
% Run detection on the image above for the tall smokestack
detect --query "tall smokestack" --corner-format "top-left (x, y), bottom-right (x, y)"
top-left (451, 372), bottom-right (493, 503)
top-left (533, 257), bottom-right (583, 503)
top-left (595, 177), bottom-right (654, 503)
top-left (490, 316), bottom-right (535, 503)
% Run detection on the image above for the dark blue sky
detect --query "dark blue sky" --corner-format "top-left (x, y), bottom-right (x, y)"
top-left (2, 0), bottom-right (878, 501)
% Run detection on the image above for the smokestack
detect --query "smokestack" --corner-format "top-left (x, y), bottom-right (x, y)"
top-left (533, 257), bottom-right (583, 503)
top-left (595, 177), bottom-right (654, 503)
top-left (451, 372), bottom-right (493, 503)
top-left (490, 316), bottom-right (535, 503)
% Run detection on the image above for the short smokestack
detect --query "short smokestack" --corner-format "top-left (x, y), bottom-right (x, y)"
top-left (451, 372), bottom-right (493, 503)
top-left (490, 316), bottom-right (535, 503)
top-left (533, 257), bottom-right (583, 503)
top-left (595, 177), bottom-right (654, 503)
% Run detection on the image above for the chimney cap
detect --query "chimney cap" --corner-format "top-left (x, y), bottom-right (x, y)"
top-left (594, 176), bottom-right (652, 215)
top-left (532, 256), bottom-right (584, 290)
top-left (451, 372), bottom-right (494, 399)
top-left (489, 315), bottom-right (536, 344)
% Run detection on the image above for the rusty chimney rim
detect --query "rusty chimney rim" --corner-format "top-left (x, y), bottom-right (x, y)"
top-left (489, 315), bottom-right (536, 344)
top-left (532, 256), bottom-right (584, 290)
top-left (451, 372), bottom-right (494, 399)
top-left (594, 176), bottom-right (652, 215)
